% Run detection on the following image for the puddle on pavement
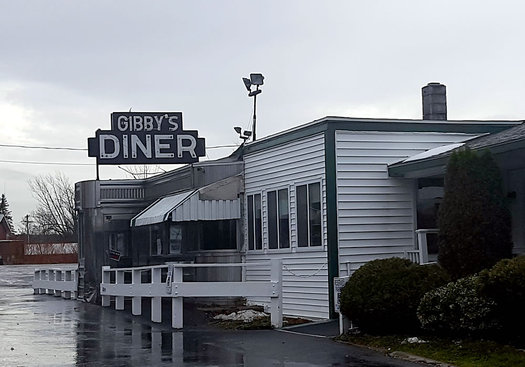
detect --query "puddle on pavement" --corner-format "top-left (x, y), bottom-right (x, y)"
top-left (1, 265), bottom-right (418, 367)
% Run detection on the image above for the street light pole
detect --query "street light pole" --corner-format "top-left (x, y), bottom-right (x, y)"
top-left (252, 85), bottom-right (259, 141)
top-left (242, 73), bottom-right (264, 142)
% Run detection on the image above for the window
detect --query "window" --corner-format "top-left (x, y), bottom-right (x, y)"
top-left (297, 182), bottom-right (322, 247)
top-left (169, 224), bottom-right (183, 254)
top-left (247, 194), bottom-right (262, 250)
top-left (170, 220), bottom-right (237, 252)
top-left (201, 220), bottom-right (237, 250)
top-left (268, 189), bottom-right (290, 249)
top-left (109, 232), bottom-right (126, 255)
top-left (150, 225), bottom-right (163, 255)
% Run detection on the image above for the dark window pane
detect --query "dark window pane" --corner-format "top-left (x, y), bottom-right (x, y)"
top-left (309, 183), bottom-right (321, 246)
top-left (297, 185), bottom-right (308, 247)
top-left (201, 220), bottom-right (237, 250)
top-left (169, 225), bottom-right (182, 254)
top-left (268, 191), bottom-right (278, 249)
top-left (150, 225), bottom-right (162, 255)
top-left (182, 222), bottom-right (200, 252)
top-left (254, 194), bottom-right (262, 250)
top-left (278, 189), bottom-right (290, 248)
top-left (248, 195), bottom-right (254, 250)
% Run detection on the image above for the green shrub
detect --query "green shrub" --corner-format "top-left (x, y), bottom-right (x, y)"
top-left (438, 149), bottom-right (512, 280)
top-left (339, 257), bottom-right (449, 334)
top-left (417, 275), bottom-right (498, 335)
top-left (479, 256), bottom-right (525, 335)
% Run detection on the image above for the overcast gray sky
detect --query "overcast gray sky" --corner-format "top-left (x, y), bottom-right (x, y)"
top-left (1, 0), bottom-right (525, 227)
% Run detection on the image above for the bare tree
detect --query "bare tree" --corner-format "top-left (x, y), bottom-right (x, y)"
top-left (28, 172), bottom-right (77, 239)
top-left (118, 165), bottom-right (165, 179)
top-left (25, 242), bottom-right (77, 255)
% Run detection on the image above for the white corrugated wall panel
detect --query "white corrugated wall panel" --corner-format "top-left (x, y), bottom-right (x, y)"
top-left (336, 130), bottom-right (479, 276)
top-left (244, 134), bottom-right (330, 319)
top-left (171, 198), bottom-right (240, 221)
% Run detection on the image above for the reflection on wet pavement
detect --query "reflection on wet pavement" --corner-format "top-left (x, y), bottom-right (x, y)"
top-left (0, 265), bottom-right (420, 366)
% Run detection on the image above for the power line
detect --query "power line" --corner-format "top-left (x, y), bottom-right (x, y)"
top-left (0, 142), bottom-right (240, 166)
top-left (0, 159), bottom-right (93, 166)
top-left (0, 143), bottom-right (87, 151)
top-left (0, 143), bottom-right (239, 151)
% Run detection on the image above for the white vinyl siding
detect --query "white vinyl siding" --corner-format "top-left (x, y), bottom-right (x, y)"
top-left (244, 134), bottom-right (329, 319)
top-left (336, 131), bottom-right (479, 276)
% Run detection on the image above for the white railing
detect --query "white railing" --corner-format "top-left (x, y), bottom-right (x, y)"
top-left (32, 268), bottom-right (78, 299)
top-left (100, 260), bottom-right (283, 329)
top-left (406, 228), bottom-right (438, 265)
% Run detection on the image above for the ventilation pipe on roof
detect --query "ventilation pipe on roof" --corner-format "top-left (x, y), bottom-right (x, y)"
top-left (422, 82), bottom-right (447, 120)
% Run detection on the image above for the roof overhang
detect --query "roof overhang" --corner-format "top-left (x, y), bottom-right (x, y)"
top-left (388, 143), bottom-right (464, 178)
top-left (388, 125), bottom-right (525, 178)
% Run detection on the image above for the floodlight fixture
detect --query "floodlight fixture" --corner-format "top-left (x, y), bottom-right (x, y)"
top-left (242, 78), bottom-right (252, 92)
top-left (234, 126), bottom-right (252, 144)
top-left (250, 73), bottom-right (264, 86)
top-left (241, 72), bottom-right (264, 142)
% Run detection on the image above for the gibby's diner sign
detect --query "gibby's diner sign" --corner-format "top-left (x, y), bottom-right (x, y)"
top-left (88, 112), bottom-right (205, 165)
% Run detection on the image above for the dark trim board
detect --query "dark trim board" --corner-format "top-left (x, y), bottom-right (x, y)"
top-left (324, 126), bottom-right (339, 319)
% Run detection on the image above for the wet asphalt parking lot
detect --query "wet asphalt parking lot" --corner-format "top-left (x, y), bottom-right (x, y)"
top-left (0, 264), bottom-right (425, 366)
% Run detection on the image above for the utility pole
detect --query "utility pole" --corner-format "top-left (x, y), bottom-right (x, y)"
top-left (23, 214), bottom-right (32, 244)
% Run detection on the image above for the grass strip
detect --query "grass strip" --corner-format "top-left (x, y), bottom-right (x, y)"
top-left (339, 335), bottom-right (525, 367)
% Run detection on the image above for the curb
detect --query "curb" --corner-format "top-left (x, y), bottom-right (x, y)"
top-left (389, 351), bottom-right (457, 367)
top-left (335, 339), bottom-right (456, 367)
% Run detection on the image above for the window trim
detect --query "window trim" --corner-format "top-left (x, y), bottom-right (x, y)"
top-left (266, 187), bottom-right (291, 251)
top-left (246, 192), bottom-right (263, 251)
top-left (295, 181), bottom-right (323, 249)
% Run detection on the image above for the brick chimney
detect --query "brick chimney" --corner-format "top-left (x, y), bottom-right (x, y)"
top-left (422, 82), bottom-right (447, 120)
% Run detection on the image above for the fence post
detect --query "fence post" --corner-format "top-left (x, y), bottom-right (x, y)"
top-left (101, 266), bottom-right (111, 307)
top-left (115, 270), bottom-right (125, 310)
top-left (72, 270), bottom-right (78, 300)
top-left (132, 269), bottom-right (142, 315)
top-left (417, 230), bottom-right (429, 264)
top-left (171, 265), bottom-right (183, 329)
top-left (270, 259), bottom-right (283, 328)
top-left (33, 270), bottom-right (40, 295)
top-left (46, 270), bottom-right (54, 295)
top-left (54, 270), bottom-right (63, 297)
top-left (63, 270), bottom-right (71, 299)
top-left (151, 267), bottom-right (162, 323)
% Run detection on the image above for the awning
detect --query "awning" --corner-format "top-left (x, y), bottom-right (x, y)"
top-left (130, 176), bottom-right (242, 227)
top-left (131, 191), bottom-right (195, 227)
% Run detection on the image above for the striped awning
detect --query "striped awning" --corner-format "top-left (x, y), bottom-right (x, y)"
top-left (130, 189), bottom-right (240, 227)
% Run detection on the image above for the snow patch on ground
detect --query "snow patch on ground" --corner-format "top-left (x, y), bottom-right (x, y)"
top-left (213, 309), bottom-right (268, 323)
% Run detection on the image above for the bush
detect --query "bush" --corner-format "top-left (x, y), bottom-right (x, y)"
top-left (339, 257), bottom-right (449, 334)
top-left (417, 275), bottom-right (498, 335)
top-left (479, 256), bottom-right (525, 335)
top-left (438, 149), bottom-right (512, 280)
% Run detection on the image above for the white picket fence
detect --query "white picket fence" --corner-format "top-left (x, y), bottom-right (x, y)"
top-left (32, 268), bottom-right (78, 299)
top-left (100, 260), bottom-right (283, 329)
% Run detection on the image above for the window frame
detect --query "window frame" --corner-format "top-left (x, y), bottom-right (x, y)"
top-left (109, 232), bottom-right (127, 256)
top-left (247, 192), bottom-right (263, 251)
top-left (295, 181), bottom-right (323, 248)
top-left (266, 187), bottom-right (291, 251)
top-left (149, 224), bottom-right (163, 256)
